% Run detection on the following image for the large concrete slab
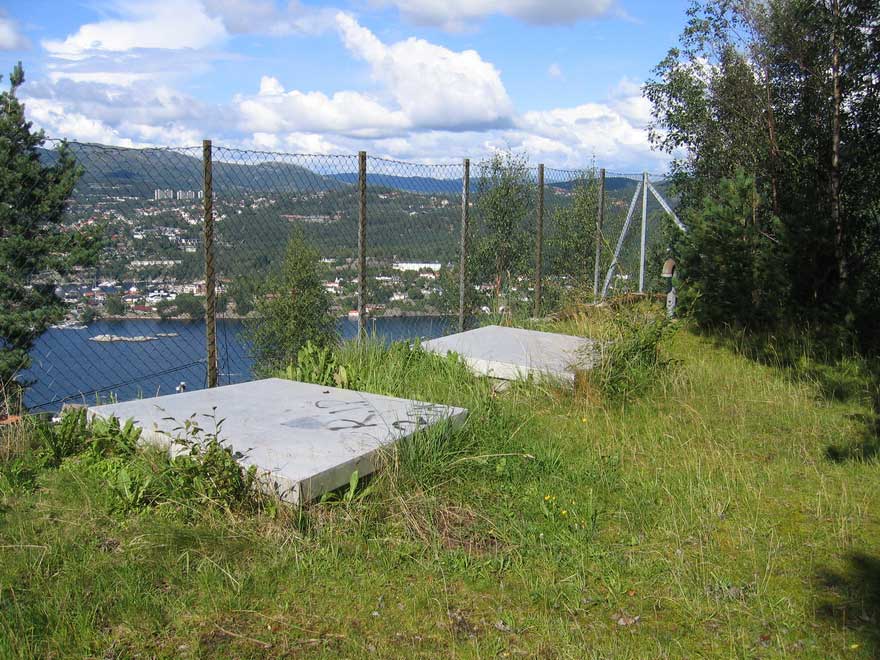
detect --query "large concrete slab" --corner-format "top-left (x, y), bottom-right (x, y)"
top-left (422, 325), bottom-right (595, 384)
top-left (88, 378), bottom-right (467, 504)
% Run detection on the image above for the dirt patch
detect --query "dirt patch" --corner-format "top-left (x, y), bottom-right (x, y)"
top-left (435, 505), bottom-right (503, 555)
top-left (447, 607), bottom-right (480, 640)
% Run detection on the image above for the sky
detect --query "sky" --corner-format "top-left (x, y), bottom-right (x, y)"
top-left (0, 0), bottom-right (691, 171)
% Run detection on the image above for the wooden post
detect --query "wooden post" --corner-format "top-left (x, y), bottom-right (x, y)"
top-left (458, 158), bottom-right (470, 333)
top-left (357, 150), bottom-right (367, 341)
top-left (639, 171), bottom-right (648, 293)
top-left (534, 164), bottom-right (544, 315)
top-left (593, 167), bottom-right (605, 301)
top-left (202, 139), bottom-right (218, 388)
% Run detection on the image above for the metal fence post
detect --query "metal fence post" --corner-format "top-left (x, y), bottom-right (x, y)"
top-left (534, 163), bottom-right (544, 315)
top-left (639, 171), bottom-right (648, 293)
top-left (593, 167), bottom-right (606, 301)
top-left (202, 139), bottom-right (218, 388)
top-left (357, 150), bottom-right (367, 341)
top-left (458, 158), bottom-right (470, 333)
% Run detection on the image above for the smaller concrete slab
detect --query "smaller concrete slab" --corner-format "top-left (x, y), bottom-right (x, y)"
top-left (88, 378), bottom-right (467, 504)
top-left (422, 325), bottom-right (595, 384)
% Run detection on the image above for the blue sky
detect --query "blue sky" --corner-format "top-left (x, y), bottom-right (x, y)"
top-left (0, 0), bottom-right (691, 170)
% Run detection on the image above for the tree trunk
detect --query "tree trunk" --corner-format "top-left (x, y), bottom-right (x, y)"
top-left (830, 0), bottom-right (845, 291)
top-left (763, 67), bottom-right (781, 218)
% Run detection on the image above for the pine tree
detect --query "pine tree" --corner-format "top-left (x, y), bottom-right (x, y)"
top-left (0, 63), bottom-right (98, 413)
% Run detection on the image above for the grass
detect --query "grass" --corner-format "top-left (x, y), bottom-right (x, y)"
top-left (1, 305), bottom-right (879, 658)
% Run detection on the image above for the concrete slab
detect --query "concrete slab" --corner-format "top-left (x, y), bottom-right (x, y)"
top-left (422, 325), bottom-right (595, 384)
top-left (88, 378), bottom-right (467, 504)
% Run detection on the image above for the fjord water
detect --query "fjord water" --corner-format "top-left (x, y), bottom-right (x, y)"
top-left (23, 316), bottom-right (452, 412)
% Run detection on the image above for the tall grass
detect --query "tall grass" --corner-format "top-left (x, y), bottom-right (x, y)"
top-left (1, 305), bottom-right (878, 657)
top-left (586, 312), bottom-right (676, 401)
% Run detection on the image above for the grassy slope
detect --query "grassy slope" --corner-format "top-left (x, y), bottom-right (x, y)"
top-left (1, 314), bottom-right (878, 659)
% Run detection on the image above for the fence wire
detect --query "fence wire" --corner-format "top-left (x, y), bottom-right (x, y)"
top-left (9, 139), bottom-right (672, 412)
top-left (365, 156), bottom-right (463, 320)
top-left (18, 141), bottom-right (209, 412)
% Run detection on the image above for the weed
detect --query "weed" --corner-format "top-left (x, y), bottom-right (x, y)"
top-left (319, 470), bottom-right (376, 505)
top-left (165, 410), bottom-right (261, 510)
top-left (586, 310), bottom-right (677, 401)
top-left (287, 341), bottom-right (337, 387)
top-left (86, 414), bottom-right (141, 458)
top-left (35, 408), bottom-right (89, 467)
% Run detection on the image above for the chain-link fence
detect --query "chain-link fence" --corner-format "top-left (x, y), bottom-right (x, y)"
top-left (16, 141), bottom-right (209, 414)
top-left (10, 139), bottom-right (675, 413)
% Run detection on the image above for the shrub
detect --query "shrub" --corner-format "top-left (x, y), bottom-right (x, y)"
top-left (677, 169), bottom-right (789, 328)
top-left (287, 340), bottom-right (350, 388)
top-left (245, 230), bottom-right (337, 376)
top-left (35, 408), bottom-right (89, 467)
top-left (165, 412), bottom-right (260, 509)
top-left (587, 311), bottom-right (676, 401)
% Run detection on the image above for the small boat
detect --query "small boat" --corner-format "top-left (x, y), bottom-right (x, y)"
top-left (156, 332), bottom-right (179, 338)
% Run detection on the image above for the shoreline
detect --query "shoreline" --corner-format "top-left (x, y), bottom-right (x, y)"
top-left (86, 311), bottom-right (454, 323)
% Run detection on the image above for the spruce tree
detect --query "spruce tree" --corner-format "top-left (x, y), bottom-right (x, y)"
top-left (0, 63), bottom-right (97, 413)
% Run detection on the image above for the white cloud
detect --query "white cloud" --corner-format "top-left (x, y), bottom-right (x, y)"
top-left (237, 76), bottom-right (409, 136)
top-left (375, 0), bottom-right (615, 31)
top-left (335, 13), bottom-right (513, 130)
top-left (517, 99), bottom-right (663, 170)
top-left (22, 6), bottom-right (666, 170)
top-left (19, 75), bottom-right (227, 148)
top-left (24, 98), bottom-right (136, 146)
top-left (47, 71), bottom-right (156, 86)
top-left (43, 0), bottom-right (227, 58)
top-left (24, 92), bottom-right (206, 147)
top-left (280, 132), bottom-right (343, 153)
top-left (233, 75), bottom-right (667, 170)
top-left (203, 0), bottom-right (278, 33)
top-left (234, 15), bottom-right (514, 139)
top-left (44, 45), bottom-right (233, 88)
top-left (607, 77), bottom-right (652, 127)
top-left (202, 0), bottom-right (337, 36)
top-left (0, 12), bottom-right (29, 50)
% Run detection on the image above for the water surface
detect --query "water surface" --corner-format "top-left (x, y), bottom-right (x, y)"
top-left (24, 316), bottom-right (452, 412)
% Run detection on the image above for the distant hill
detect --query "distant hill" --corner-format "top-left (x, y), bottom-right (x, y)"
top-left (37, 142), bottom-right (673, 205)
top-left (547, 176), bottom-right (640, 193)
top-left (328, 172), bottom-right (652, 196)
top-left (328, 172), bottom-right (462, 194)
top-left (39, 143), bottom-right (340, 196)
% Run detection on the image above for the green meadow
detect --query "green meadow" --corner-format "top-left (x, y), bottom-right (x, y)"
top-left (1, 306), bottom-right (878, 658)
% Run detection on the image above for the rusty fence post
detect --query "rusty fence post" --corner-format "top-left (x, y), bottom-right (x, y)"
top-left (357, 151), bottom-right (367, 341)
top-left (534, 164), bottom-right (544, 315)
top-left (203, 139), bottom-right (218, 388)
top-left (458, 158), bottom-right (470, 333)
top-left (593, 167), bottom-right (606, 301)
